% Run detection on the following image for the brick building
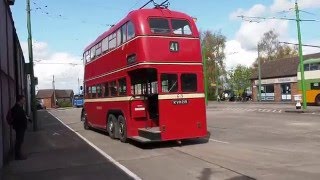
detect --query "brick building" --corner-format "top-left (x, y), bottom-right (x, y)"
top-left (36, 89), bottom-right (74, 108)
top-left (251, 53), bottom-right (320, 102)
top-left (0, 0), bottom-right (29, 167)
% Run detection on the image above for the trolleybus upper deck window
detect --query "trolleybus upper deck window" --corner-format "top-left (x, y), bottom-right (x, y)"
top-left (127, 21), bottom-right (135, 40)
top-left (149, 18), bottom-right (170, 34)
top-left (172, 19), bottom-right (192, 35)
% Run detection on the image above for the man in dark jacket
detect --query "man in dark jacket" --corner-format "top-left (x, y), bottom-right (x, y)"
top-left (11, 95), bottom-right (28, 160)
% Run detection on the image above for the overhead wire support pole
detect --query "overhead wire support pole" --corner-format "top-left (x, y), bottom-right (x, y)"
top-left (258, 44), bottom-right (262, 102)
top-left (295, 0), bottom-right (307, 110)
top-left (202, 47), bottom-right (208, 106)
top-left (27, 0), bottom-right (37, 131)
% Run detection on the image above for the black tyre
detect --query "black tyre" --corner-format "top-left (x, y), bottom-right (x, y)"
top-left (82, 110), bottom-right (90, 130)
top-left (107, 114), bottom-right (117, 139)
top-left (118, 115), bottom-right (127, 143)
top-left (316, 94), bottom-right (320, 106)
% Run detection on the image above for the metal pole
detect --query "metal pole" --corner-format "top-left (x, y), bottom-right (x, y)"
top-left (258, 44), bottom-right (262, 102)
top-left (78, 77), bottom-right (80, 95)
top-left (202, 47), bottom-right (208, 105)
top-left (53, 75), bottom-right (56, 108)
top-left (295, 1), bottom-right (307, 110)
top-left (215, 61), bottom-right (219, 98)
top-left (27, 0), bottom-right (37, 131)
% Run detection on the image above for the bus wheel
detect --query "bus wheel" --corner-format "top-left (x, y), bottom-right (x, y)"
top-left (82, 110), bottom-right (90, 130)
top-left (107, 114), bottom-right (117, 139)
top-left (118, 115), bottom-right (127, 143)
top-left (316, 95), bottom-right (320, 106)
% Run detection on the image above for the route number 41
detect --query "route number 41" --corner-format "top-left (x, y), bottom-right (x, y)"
top-left (170, 42), bottom-right (179, 52)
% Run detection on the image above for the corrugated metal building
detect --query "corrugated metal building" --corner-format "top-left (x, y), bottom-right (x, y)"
top-left (0, 0), bottom-right (28, 167)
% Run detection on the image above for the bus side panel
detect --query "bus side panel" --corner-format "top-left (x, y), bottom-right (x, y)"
top-left (159, 98), bottom-right (207, 141)
top-left (302, 90), bottom-right (320, 103)
top-left (85, 101), bottom-right (147, 137)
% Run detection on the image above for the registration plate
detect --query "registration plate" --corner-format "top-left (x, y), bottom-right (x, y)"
top-left (172, 99), bottom-right (188, 105)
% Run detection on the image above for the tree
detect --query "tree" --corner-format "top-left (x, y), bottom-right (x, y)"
top-left (229, 65), bottom-right (253, 98)
top-left (201, 30), bottom-right (227, 99)
top-left (253, 30), bottom-right (298, 67)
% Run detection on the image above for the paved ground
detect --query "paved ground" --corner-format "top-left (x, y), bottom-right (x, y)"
top-left (2, 111), bottom-right (133, 180)
top-left (46, 103), bottom-right (320, 180)
top-left (208, 101), bottom-right (320, 115)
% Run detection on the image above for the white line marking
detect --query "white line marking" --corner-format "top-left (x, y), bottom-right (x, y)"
top-left (209, 139), bottom-right (230, 144)
top-left (48, 111), bottom-right (142, 180)
top-left (273, 110), bottom-right (277, 112)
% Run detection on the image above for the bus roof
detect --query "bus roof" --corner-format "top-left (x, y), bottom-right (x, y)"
top-left (84, 8), bottom-right (195, 52)
top-left (302, 58), bottom-right (320, 64)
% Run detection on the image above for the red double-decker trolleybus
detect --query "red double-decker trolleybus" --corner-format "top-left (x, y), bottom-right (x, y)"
top-left (81, 6), bottom-right (208, 143)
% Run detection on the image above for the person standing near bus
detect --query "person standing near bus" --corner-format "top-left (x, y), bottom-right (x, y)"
top-left (11, 95), bottom-right (29, 160)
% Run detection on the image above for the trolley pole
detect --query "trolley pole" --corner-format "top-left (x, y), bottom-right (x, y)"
top-left (258, 44), bottom-right (262, 102)
top-left (27, 0), bottom-right (37, 131)
top-left (202, 47), bottom-right (208, 105)
top-left (295, 0), bottom-right (307, 110)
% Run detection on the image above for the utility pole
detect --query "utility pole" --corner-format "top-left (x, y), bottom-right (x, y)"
top-left (295, 0), bottom-right (307, 110)
top-left (78, 77), bottom-right (80, 95)
top-left (258, 44), bottom-right (262, 102)
top-left (202, 47), bottom-right (208, 105)
top-left (27, 0), bottom-right (37, 131)
top-left (215, 62), bottom-right (219, 98)
top-left (53, 75), bottom-right (56, 108)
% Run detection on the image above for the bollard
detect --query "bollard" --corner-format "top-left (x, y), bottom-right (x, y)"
top-left (296, 101), bottom-right (301, 110)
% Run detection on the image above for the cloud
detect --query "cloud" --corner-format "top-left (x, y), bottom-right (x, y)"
top-left (21, 41), bottom-right (84, 93)
top-left (271, 0), bottom-right (320, 12)
top-left (236, 19), bottom-right (289, 50)
top-left (225, 40), bottom-right (257, 69)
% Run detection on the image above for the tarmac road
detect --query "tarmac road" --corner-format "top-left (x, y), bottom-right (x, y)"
top-left (48, 103), bottom-right (320, 180)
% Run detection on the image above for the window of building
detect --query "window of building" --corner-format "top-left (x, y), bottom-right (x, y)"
top-left (181, 74), bottom-right (197, 92)
top-left (149, 18), bottom-right (170, 34)
top-left (171, 19), bottom-right (192, 35)
top-left (119, 78), bottom-right (127, 96)
top-left (281, 83), bottom-right (291, 101)
top-left (311, 82), bottom-right (320, 90)
top-left (102, 37), bottom-right (109, 52)
top-left (109, 81), bottom-right (118, 96)
top-left (260, 85), bottom-right (274, 101)
top-left (161, 74), bottom-right (178, 93)
top-left (127, 21), bottom-right (135, 40)
top-left (109, 33), bottom-right (116, 49)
